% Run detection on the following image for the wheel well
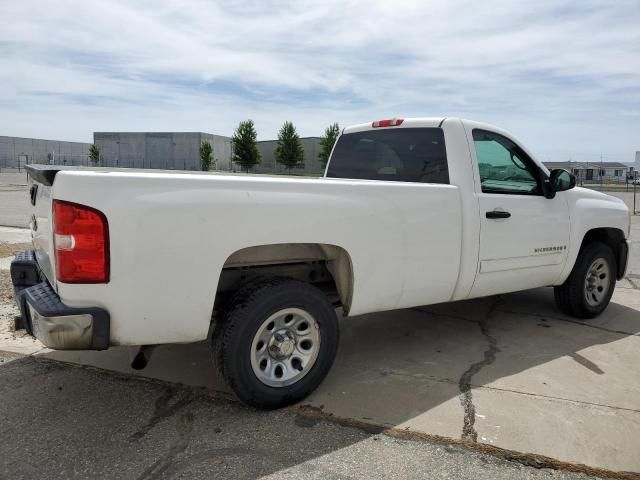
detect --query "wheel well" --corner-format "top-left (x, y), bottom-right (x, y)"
top-left (579, 228), bottom-right (626, 278)
top-left (215, 243), bottom-right (354, 314)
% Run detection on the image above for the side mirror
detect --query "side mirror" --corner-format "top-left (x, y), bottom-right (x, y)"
top-left (549, 168), bottom-right (576, 192)
top-left (549, 168), bottom-right (576, 194)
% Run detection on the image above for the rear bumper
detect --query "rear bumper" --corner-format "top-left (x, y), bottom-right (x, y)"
top-left (11, 250), bottom-right (110, 350)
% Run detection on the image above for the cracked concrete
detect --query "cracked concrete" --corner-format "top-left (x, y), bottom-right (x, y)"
top-left (458, 298), bottom-right (502, 443)
top-left (3, 354), bottom-right (610, 480)
top-left (135, 408), bottom-right (195, 480)
top-left (23, 291), bottom-right (640, 473)
top-left (130, 387), bottom-right (195, 442)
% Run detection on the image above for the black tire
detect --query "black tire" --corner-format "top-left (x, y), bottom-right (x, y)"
top-left (554, 241), bottom-right (616, 319)
top-left (212, 277), bottom-right (339, 409)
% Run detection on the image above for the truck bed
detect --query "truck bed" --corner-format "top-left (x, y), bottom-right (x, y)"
top-left (28, 165), bottom-right (463, 345)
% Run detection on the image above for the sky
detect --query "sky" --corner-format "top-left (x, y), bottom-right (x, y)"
top-left (0, 0), bottom-right (638, 162)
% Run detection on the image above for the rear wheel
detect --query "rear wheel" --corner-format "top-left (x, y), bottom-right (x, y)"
top-left (554, 241), bottom-right (616, 319)
top-left (213, 277), bottom-right (339, 409)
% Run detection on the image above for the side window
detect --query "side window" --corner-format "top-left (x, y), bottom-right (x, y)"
top-left (472, 129), bottom-right (541, 195)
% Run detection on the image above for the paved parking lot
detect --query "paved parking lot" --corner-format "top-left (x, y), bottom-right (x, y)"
top-left (1, 352), bottom-right (604, 480)
top-left (1, 182), bottom-right (639, 478)
top-left (5, 286), bottom-right (635, 476)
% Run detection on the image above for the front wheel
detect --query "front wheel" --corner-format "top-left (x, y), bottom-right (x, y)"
top-left (554, 241), bottom-right (616, 319)
top-left (213, 278), bottom-right (339, 409)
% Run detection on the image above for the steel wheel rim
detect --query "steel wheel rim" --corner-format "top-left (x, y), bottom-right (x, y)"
top-left (584, 257), bottom-right (610, 307)
top-left (250, 308), bottom-right (321, 387)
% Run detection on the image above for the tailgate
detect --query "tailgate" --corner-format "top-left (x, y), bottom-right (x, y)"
top-left (26, 165), bottom-right (60, 288)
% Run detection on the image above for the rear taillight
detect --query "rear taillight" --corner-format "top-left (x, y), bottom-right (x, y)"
top-left (372, 118), bottom-right (404, 128)
top-left (53, 200), bottom-right (110, 283)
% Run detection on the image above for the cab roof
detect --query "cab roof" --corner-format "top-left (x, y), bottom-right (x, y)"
top-left (342, 117), bottom-right (511, 134)
top-left (343, 117), bottom-right (446, 134)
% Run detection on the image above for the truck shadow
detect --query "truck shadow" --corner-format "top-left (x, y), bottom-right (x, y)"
top-left (314, 287), bottom-right (640, 432)
top-left (24, 286), bottom-right (640, 475)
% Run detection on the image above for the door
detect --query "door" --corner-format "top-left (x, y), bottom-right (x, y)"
top-left (468, 129), bottom-right (570, 298)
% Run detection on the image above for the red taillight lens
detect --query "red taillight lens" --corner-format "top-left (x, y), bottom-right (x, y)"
top-left (53, 200), bottom-right (109, 283)
top-left (372, 118), bottom-right (404, 128)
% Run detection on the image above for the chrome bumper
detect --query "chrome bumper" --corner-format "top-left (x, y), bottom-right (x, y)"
top-left (11, 250), bottom-right (110, 350)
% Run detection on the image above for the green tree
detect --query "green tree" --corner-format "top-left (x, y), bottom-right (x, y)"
top-left (275, 121), bottom-right (304, 174)
top-left (318, 122), bottom-right (340, 169)
top-left (232, 119), bottom-right (261, 172)
top-left (89, 144), bottom-right (100, 165)
top-left (199, 140), bottom-right (213, 171)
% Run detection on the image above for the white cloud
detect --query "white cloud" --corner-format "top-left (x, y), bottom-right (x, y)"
top-left (0, 0), bottom-right (638, 160)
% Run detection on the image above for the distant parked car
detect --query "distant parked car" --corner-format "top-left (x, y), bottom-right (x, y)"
top-left (632, 178), bottom-right (640, 185)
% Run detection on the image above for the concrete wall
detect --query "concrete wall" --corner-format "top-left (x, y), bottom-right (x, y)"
top-left (202, 133), bottom-right (233, 171)
top-left (0, 132), bottom-right (321, 174)
top-left (253, 137), bottom-right (323, 175)
top-left (94, 132), bottom-right (232, 171)
top-left (0, 136), bottom-right (92, 168)
top-left (1, 132), bottom-right (321, 174)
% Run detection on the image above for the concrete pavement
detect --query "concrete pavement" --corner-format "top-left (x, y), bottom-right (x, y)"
top-left (0, 171), bottom-right (29, 228)
top-left (0, 226), bottom-right (30, 244)
top-left (18, 288), bottom-right (639, 475)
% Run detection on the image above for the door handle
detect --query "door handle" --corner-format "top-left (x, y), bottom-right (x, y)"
top-left (486, 210), bottom-right (511, 219)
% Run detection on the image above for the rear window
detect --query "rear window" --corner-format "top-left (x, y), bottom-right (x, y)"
top-left (326, 128), bottom-right (449, 184)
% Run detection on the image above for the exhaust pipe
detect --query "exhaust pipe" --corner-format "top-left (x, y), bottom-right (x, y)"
top-left (131, 345), bottom-right (155, 370)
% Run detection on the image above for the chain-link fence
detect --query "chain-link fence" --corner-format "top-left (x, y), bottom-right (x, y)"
top-left (0, 136), bottom-right (92, 172)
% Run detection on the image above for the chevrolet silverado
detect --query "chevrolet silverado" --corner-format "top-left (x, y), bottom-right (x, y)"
top-left (11, 117), bottom-right (630, 408)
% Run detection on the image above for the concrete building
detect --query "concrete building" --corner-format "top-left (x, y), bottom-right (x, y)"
top-left (543, 161), bottom-right (632, 184)
top-left (93, 132), bottom-right (232, 171)
top-left (255, 137), bottom-right (323, 175)
top-left (0, 132), bottom-right (325, 174)
top-left (93, 132), bottom-right (324, 175)
top-left (0, 135), bottom-right (92, 169)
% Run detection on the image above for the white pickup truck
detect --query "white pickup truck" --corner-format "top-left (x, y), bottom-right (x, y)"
top-left (12, 117), bottom-right (630, 408)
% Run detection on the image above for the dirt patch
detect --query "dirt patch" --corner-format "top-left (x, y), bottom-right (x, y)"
top-left (0, 272), bottom-right (39, 350)
top-left (0, 301), bottom-right (37, 349)
top-left (0, 270), bottom-right (15, 304)
top-left (0, 242), bottom-right (32, 258)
